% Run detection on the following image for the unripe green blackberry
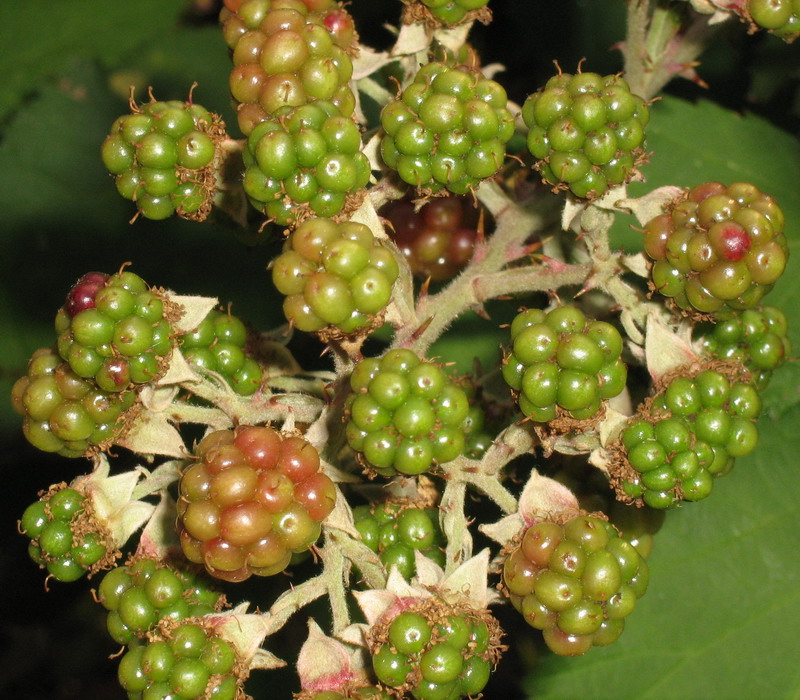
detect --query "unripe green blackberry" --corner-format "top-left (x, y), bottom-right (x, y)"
top-left (11, 347), bottom-right (137, 458)
top-left (610, 366), bottom-right (761, 509)
top-left (696, 306), bottom-right (791, 389)
top-left (116, 619), bottom-right (243, 699)
top-left (368, 598), bottom-right (503, 699)
top-left (353, 500), bottom-right (445, 579)
top-left (177, 425), bottom-right (336, 582)
top-left (242, 101), bottom-right (370, 225)
top-left (380, 62), bottom-right (515, 195)
top-left (744, 0), bottom-right (800, 42)
top-left (503, 513), bottom-right (648, 656)
top-left (521, 71), bottom-right (649, 199)
top-left (271, 218), bottom-right (400, 338)
top-left (644, 181), bottom-right (788, 317)
top-left (96, 558), bottom-right (224, 645)
top-left (180, 309), bottom-right (264, 396)
top-left (502, 306), bottom-right (628, 423)
top-left (345, 349), bottom-right (472, 477)
top-left (220, 0), bottom-right (357, 136)
top-left (55, 270), bottom-right (178, 393)
top-left (102, 96), bottom-right (225, 221)
top-left (402, 0), bottom-right (492, 27)
top-left (19, 484), bottom-right (119, 582)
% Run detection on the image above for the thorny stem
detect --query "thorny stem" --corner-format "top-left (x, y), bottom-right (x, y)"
top-left (623, 0), bottom-right (720, 100)
top-left (391, 184), bottom-right (565, 356)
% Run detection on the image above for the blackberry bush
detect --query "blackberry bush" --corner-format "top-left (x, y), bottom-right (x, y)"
top-left (522, 70), bottom-right (650, 199)
top-left (177, 425), bottom-right (336, 582)
top-left (380, 61), bottom-right (515, 194)
top-left (644, 181), bottom-right (788, 317)
top-left (610, 366), bottom-right (761, 508)
top-left (181, 308), bottom-right (264, 396)
top-left (7, 1), bottom-right (799, 698)
top-left (271, 217), bottom-right (400, 337)
top-left (353, 499), bottom-right (446, 579)
top-left (55, 270), bottom-right (179, 393)
top-left (242, 101), bottom-right (370, 225)
top-left (20, 484), bottom-right (118, 582)
top-left (344, 349), bottom-right (471, 476)
top-left (503, 513), bottom-right (648, 656)
top-left (220, 0), bottom-right (357, 136)
top-left (96, 558), bottom-right (225, 645)
top-left (502, 306), bottom-right (627, 423)
top-left (695, 305), bottom-right (791, 389)
top-left (102, 94), bottom-right (226, 221)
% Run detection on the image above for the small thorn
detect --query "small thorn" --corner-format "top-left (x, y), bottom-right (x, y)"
top-left (410, 316), bottom-right (434, 342)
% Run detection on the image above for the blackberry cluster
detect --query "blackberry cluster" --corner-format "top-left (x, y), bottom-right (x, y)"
top-left (501, 306), bottom-right (628, 422)
top-left (503, 514), bottom-right (648, 656)
top-left (11, 347), bottom-right (137, 458)
top-left (55, 271), bottom-right (177, 393)
top-left (368, 601), bottom-right (502, 699)
top-left (220, 0), bottom-right (356, 136)
top-left (644, 181), bottom-right (788, 317)
top-left (345, 349), bottom-right (471, 477)
top-left (20, 485), bottom-right (116, 583)
top-left (522, 71), bottom-right (649, 199)
top-left (612, 368), bottom-right (761, 509)
top-left (117, 620), bottom-right (242, 700)
top-left (746, 0), bottom-right (800, 41)
top-left (272, 218), bottom-right (400, 337)
top-left (381, 195), bottom-right (480, 282)
top-left (97, 558), bottom-right (223, 645)
top-left (380, 61), bottom-right (515, 194)
top-left (180, 309), bottom-right (264, 396)
top-left (696, 306), bottom-right (791, 390)
top-left (242, 101), bottom-right (370, 225)
top-left (101, 97), bottom-right (224, 221)
top-left (353, 500), bottom-right (445, 579)
top-left (403, 0), bottom-right (492, 26)
top-left (177, 425), bottom-right (336, 582)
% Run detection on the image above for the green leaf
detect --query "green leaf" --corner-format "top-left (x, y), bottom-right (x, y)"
top-left (0, 0), bottom-right (187, 124)
top-left (524, 402), bottom-right (800, 699)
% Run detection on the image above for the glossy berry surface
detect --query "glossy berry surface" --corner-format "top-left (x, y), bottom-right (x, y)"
top-left (242, 101), bottom-right (370, 225)
top-left (117, 620), bottom-right (241, 699)
top-left (612, 368), bottom-right (761, 508)
top-left (746, 0), bottom-right (800, 41)
top-left (272, 218), bottom-right (400, 336)
top-left (177, 425), bottom-right (336, 582)
top-left (502, 306), bottom-right (627, 422)
top-left (220, 0), bottom-right (356, 136)
top-left (644, 181), bottom-right (788, 317)
top-left (97, 559), bottom-right (223, 645)
top-left (405, 0), bottom-right (491, 26)
top-left (369, 602), bottom-right (502, 699)
top-left (380, 195), bottom-right (481, 282)
top-left (696, 306), bottom-right (791, 389)
top-left (102, 98), bottom-right (223, 221)
top-left (11, 347), bottom-right (137, 458)
top-left (380, 61), bottom-right (514, 194)
top-left (521, 71), bottom-right (649, 199)
top-left (55, 269), bottom-right (176, 393)
top-left (503, 513), bottom-right (648, 655)
top-left (20, 485), bottom-right (114, 582)
top-left (181, 309), bottom-right (264, 395)
top-left (353, 500), bottom-right (445, 579)
top-left (345, 349), bottom-right (472, 476)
